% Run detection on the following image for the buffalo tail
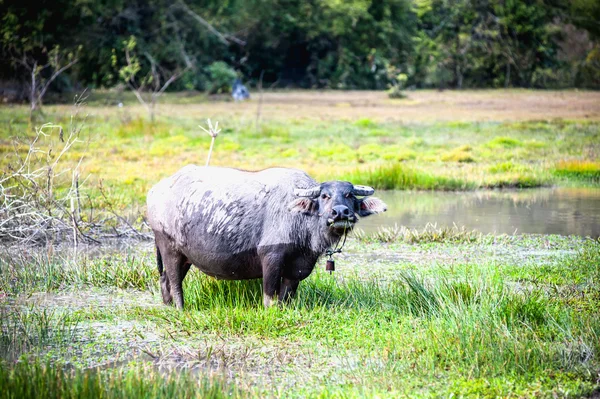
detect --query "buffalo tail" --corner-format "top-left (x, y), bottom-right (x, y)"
top-left (156, 246), bottom-right (164, 275)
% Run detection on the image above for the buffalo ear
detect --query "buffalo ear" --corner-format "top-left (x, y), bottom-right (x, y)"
top-left (289, 198), bottom-right (318, 214)
top-left (357, 197), bottom-right (387, 217)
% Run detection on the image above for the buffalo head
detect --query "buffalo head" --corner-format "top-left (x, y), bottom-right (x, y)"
top-left (290, 181), bottom-right (387, 235)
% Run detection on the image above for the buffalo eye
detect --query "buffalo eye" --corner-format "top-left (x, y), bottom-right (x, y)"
top-left (321, 193), bottom-right (330, 200)
top-left (344, 193), bottom-right (352, 199)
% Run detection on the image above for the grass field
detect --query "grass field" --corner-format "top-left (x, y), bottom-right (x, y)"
top-left (1, 90), bottom-right (599, 211)
top-left (1, 90), bottom-right (600, 397)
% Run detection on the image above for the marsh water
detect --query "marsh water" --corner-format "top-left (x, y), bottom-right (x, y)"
top-left (360, 187), bottom-right (600, 238)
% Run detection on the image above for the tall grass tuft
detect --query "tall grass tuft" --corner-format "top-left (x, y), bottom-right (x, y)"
top-left (497, 291), bottom-right (550, 328)
top-left (0, 250), bottom-right (157, 294)
top-left (0, 361), bottom-right (240, 399)
top-left (338, 163), bottom-right (472, 190)
top-left (554, 160), bottom-right (600, 182)
top-left (180, 270), bottom-right (441, 317)
top-left (183, 275), bottom-right (263, 310)
top-left (0, 307), bottom-right (79, 361)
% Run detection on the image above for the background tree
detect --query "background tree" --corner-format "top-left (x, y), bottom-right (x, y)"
top-left (17, 46), bottom-right (79, 118)
top-left (1, 0), bottom-right (599, 94)
top-left (115, 36), bottom-right (192, 121)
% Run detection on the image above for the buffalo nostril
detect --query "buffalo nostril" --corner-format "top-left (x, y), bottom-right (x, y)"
top-left (343, 208), bottom-right (349, 216)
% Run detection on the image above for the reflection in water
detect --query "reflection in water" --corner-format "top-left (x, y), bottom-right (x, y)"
top-left (360, 188), bottom-right (600, 238)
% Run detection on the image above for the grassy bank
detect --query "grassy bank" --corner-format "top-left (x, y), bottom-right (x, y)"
top-left (1, 233), bottom-right (599, 397)
top-left (1, 91), bottom-right (599, 212)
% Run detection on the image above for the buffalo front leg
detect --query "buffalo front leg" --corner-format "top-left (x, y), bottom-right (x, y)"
top-left (260, 252), bottom-right (283, 307)
top-left (280, 278), bottom-right (300, 304)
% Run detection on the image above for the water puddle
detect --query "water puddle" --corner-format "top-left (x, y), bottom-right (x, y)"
top-left (361, 187), bottom-right (600, 237)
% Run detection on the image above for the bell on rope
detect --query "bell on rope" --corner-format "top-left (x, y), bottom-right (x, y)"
top-left (326, 259), bottom-right (335, 273)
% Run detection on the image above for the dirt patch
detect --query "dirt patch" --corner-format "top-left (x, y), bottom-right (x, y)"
top-left (154, 90), bottom-right (600, 123)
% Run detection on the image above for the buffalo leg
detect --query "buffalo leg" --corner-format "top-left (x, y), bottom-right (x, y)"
top-left (156, 234), bottom-right (190, 309)
top-left (165, 256), bottom-right (190, 309)
top-left (160, 271), bottom-right (172, 305)
top-left (260, 252), bottom-right (283, 307)
top-left (156, 245), bottom-right (173, 305)
top-left (280, 278), bottom-right (300, 303)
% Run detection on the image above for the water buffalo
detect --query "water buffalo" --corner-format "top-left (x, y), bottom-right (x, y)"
top-left (146, 166), bottom-right (387, 308)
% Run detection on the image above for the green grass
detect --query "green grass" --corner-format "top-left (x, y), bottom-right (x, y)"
top-left (0, 236), bottom-right (599, 397)
top-left (0, 251), bottom-right (156, 295)
top-left (486, 136), bottom-right (523, 148)
top-left (338, 163), bottom-right (475, 190)
top-left (0, 361), bottom-right (239, 399)
top-left (0, 307), bottom-right (79, 361)
top-left (554, 160), bottom-right (600, 182)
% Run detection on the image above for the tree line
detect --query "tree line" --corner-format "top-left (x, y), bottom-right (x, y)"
top-left (1, 0), bottom-right (599, 99)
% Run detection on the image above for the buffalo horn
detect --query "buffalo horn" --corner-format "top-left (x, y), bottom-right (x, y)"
top-left (294, 186), bottom-right (321, 198)
top-left (352, 185), bottom-right (375, 196)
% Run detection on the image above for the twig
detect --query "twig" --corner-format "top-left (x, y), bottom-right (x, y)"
top-left (97, 183), bottom-right (153, 240)
top-left (36, 57), bottom-right (79, 106)
top-left (71, 196), bottom-right (78, 249)
top-left (199, 119), bottom-right (221, 167)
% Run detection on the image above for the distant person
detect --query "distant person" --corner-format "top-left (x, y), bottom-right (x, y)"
top-left (232, 79), bottom-right (250, 101)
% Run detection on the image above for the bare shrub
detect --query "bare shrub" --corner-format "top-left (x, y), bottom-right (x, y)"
top-left (0, 100), bottom-right (151, 246)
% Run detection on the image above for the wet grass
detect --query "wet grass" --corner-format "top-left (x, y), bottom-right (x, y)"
top-left (0, 251), bottom-right (156, 295)
top-left (0, 361), bottom-right (239, 399)
top-left (0, 235), bottom-right (599, 397)
top-left (0, 306), bottom-right (79, 362)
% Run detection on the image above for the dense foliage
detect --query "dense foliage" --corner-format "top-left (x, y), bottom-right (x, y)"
top-left (1, 0), bottom-right (599, 95)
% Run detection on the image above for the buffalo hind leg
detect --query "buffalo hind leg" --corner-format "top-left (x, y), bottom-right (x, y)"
top-left (155, 236), bottom-right (190, 309)
top-left (165, 256), bottom-right (190, 309)
top-left (160, 271), bottom-right (173, 305)
top-left (157, 245), bottom-right (174, 305)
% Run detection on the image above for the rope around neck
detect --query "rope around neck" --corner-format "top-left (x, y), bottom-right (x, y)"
top-left (325, 223), bottom-right (349, 259)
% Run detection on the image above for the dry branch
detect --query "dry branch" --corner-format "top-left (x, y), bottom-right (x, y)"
top-left (0, 104), bottom-right (151, 246)
top-left (121, 42), bottom-right (192, 122)
top-left (176, 0), bottom-right (246, 46)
